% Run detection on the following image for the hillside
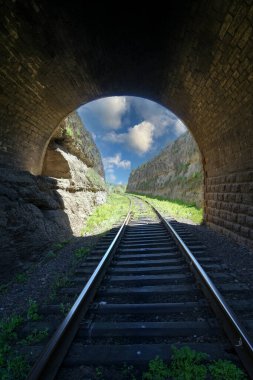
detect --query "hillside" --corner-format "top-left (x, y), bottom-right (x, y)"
top-left (0, 112), bottom-right (106, 281)
top-left (127, 132), bottom-right (203, 207)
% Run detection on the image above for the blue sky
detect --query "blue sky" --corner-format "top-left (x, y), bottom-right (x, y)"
top-left (78, 96), bottom-right (187, 184)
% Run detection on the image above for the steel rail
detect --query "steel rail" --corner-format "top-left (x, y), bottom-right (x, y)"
top-left (145, 200), bottom-right (253, 379)
top-left (27, 200), bottom-right (132, 380)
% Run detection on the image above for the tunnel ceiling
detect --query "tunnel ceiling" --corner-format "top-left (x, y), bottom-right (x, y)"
top-left (0, 0), bottom-right (253, 246)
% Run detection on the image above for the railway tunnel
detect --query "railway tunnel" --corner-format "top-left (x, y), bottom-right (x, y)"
top-left (0, 0), bottom-right (252, 248)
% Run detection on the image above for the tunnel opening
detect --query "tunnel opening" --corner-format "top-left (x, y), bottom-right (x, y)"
top-left (75, 95), bottom-right (204, 210)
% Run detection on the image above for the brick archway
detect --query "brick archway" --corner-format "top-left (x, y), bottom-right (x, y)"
top-left (0, 1), bottom-right (252, 245)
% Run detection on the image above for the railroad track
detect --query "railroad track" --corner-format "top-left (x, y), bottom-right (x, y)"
top-left (27, 196), bottom-right (253, 379)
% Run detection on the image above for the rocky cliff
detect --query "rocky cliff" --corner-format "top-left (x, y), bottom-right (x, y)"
top-left (0, 112), bottom-right (106, 281)
top-left (127, 132), bottom-right (203, 207)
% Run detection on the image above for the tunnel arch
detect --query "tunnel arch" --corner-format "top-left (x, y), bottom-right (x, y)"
top-left (0, 1), bottom-right (252, 246)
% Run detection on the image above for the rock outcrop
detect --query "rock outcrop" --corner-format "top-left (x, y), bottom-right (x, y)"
top-left (127, 132), bottom-right (203, 207)
top-left (0, 112), bottom-right (106, 281)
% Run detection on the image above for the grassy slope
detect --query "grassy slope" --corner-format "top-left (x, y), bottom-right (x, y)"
top-left (129, 193), bottom-right (203, 224)
top-left (81, 193), bottom-right (130, 235)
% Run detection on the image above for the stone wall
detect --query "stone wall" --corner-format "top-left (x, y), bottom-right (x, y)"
top-left (0, 112), bottom-right (106, 281)
top-left (127, 132), bottom-right (203, 208)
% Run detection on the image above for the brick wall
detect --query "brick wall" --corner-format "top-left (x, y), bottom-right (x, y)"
top-left (205, 171), bottom-right (253, 247)
top-left (0, 0), bottom-right (252, 246)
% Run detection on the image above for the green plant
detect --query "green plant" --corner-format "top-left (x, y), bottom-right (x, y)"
top-left (49, 275), bottom-right (69, 301)
top-left (65, 125), bottom-right (73, 137)
top-left (121, 364), bottom-right (136, 380)
top-left (95, 366), bottom-right (104, 379)
top-left (168, 346), bottom-right (207, 380)
top-left (15, 273), bottom-right (27, 284)
top-left (81, 194), bottom-right (130, 236)
top-left (53, 242), bottom-right (64, 250)
top-left (20, 328), bottom-right (48, 345)
top-left (74, 247), bottom-right (90, 259)
top-left (59, 302), bottom-right (71, 315)
top-left (0, 315), bottom-right (23, 345)
top-left (4, 356), bottom-right (30, 380)
top-left (0, 284), bottom-right (8, 294)
top-left (142, 356), bottom-right (170, 380)
top-left (45, 250), bottom-right (57, 260)
top-left (27, 299), bottom-right (40, 321)
top-left (209, 359), bottom-right (246, 380)
top-left (0, 315), bottom-right (24, 379)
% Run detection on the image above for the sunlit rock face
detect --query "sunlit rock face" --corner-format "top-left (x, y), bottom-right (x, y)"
top-left (127, 132), bottom-right (203, 208)
top-left (0, 113), bottom-right (106, 281)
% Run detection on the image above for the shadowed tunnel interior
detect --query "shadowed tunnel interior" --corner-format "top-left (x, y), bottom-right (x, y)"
top-left (0, 0), bottom-right (252, 246)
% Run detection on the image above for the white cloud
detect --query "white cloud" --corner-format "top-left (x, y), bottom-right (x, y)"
top-left (127, 121), bottom-right (154, 154)
top-left (103, 131), bottom-right (127, 143)
top-left (130, 97), bottom-right (176, 137)
top-left (103, 153), bottom-right (131, 170)
top-left (103, 121), bottom-right (155, 155)
top-left (84, 97), bottom-right (128, 129)
top-left (130, 97), bottom-right (187, 138)
top-left (174, 119), bottom-right (187, 135)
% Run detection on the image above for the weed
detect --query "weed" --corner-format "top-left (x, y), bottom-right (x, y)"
top-left (0, 284), bottom-right (8, 294)
top-left (121, 363), bottom-right (136, 380)
top-left (0, 315), bottom-right (24, 379)
top-left (209, 359), bottom-right (246, 380)
top-left (74, 247), bottom-right (90, 259)
top-left (95, 366), bottom-right (104, 379)
top-left (27, 299), bottom-right (40, 321)
top-left (142, 356), bottom-right (170, 380)
top-left (53, 242), bottom-right (64, 250)
top-left (45, 250), bottom-right (56, 260)
top-left (15, 273), bottom-right (27, 284)
top-left (169, 346), bottom-right (207, 380)
top-left (81, 194), bottom-right (130, 236)
top-left (66, 125), bottom-right (73, 137)
top-left (59, 303), bottom-right (71, 315)
top-left (4, 355), bottom-right (30, 380)
top-left (52, 240), bottom-right (70, 252)
top-left (49, 275), bottom-right (69, 301)
top-left (0, 315), bottom-right (23, 344)
top-left (20, 328), bottom-right (48, 345)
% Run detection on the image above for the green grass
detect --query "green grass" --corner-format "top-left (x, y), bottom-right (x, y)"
top-left (74, 247), bottom-right (91, 259)
top-left (1, 356), bottom-right (30, 380)
top-left (168, 346), bottom-right (207, 380)
top-left (49, 275), bottom-right (69, 301)
top-left (0, 315), bottom-right (23, 348)
top-left (141, 346), bottom-right (246, 380)
top-left (59, 302), bottom-right (71, 316)
top-left (65, 125), bottom-right (74, 137)
top-left (80, 193), bottom-right (130, 235)
top-left (208, 359), bottom-right (246, 380)
top-left (0, 284), bottom-right (8, 295)
top-left (27, 299), bottom-right (40, 321)
top-left (142, 356), bottom-right (170, 380)
top-left (15, 273), bottom-right (27, 284)
top-left (130, 193), bottom-right (203, 224)
top-left (20, 328), bottom-right (48, 345)
top-left (0, 315), bottom-right (30, 380)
